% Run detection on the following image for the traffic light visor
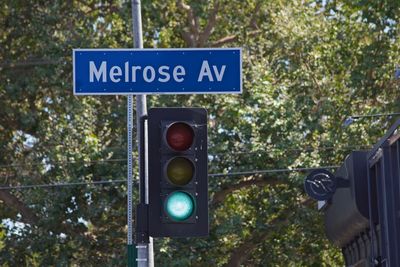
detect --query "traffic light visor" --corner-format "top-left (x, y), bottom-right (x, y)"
top-left (165, 191), bottom-right (195, 221)
top-left (166, 122), bottom-right (194, 151)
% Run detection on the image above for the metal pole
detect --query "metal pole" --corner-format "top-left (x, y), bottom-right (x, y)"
top-left (131, 1), bottom-right (154, 267)
top-left (144, 118), bottom-right (154, 267)
top-left (127, 96), bottom-right (136, 267)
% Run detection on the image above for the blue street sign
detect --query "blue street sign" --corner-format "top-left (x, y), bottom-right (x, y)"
top-left (73, 48), bottom-right (242, 95)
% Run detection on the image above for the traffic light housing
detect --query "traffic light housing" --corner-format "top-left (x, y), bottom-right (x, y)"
top-left (303, 119), bottom-right (400, 266)
top-left (148, 107), bottom-right (208, 237)
top-left (323, 151), bottom-right (370, 247)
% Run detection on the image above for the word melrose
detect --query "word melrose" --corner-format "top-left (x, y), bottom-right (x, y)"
top-left (89, 60), bottom-right (227, 83)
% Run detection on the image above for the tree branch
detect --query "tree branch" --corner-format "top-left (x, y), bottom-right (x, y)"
top-left (210, 0), bottom-right (262, 47)
top-left (198, 0), bottom-right (220, 47)
top-left (211, 30), bottom-right (261, 47)
top-left (225, 215), bottom-right (290, 267)
top-left (0, 190), bottom-right (38, 225)
top-left (302, 57), bottom-right (323, 96)
top-left (181, 31), bottom-right (196, 47)
top-left (249, 0), bottom-right (262, 30)
top-left (211, 176), bottom-right (284, 205)
top-left (224, 198), bottom-right (313, 267)
top-left (177, 0), bottom-right (199, 47)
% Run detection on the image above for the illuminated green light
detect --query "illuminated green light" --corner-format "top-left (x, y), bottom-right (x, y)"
top-left (165, 191), bottom-right (194, 221)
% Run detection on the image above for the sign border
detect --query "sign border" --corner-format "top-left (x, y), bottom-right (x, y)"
top-left (73, 48), bottom-right (242, 96)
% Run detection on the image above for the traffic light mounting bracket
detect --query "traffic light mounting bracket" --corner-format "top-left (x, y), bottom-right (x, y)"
top-left (135, 114), bottom-right (149, 244)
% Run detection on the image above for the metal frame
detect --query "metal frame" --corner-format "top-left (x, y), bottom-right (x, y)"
top-left (321, 119), bottom-right (400, 266)
top-left (367, 119), bottom-right (400, 266)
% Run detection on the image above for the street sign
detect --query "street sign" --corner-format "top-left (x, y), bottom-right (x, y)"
top-left (73, 48), bottom-right (242, 95)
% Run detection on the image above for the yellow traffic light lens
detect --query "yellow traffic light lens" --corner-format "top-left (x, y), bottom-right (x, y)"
top-left (166, 157), bottom-right (194, 186)
top-left (165, 191), bottom-right (195, 221)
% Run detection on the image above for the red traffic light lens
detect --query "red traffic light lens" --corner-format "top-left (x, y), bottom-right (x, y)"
top-left (166, 122), bottom-right (194, 151)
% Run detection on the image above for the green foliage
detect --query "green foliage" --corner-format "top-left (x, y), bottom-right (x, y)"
top-left (0, 0), bottom-right (399, 266)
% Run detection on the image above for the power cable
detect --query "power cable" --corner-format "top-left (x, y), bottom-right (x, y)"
top-left (208, 166), bottom-right (339, 177)
top-left (0, 179), bottom-right (128, 190)
top-left (0, 141), bottom-right (364, 154)
top-left (0, 158), bottom-right (126, 169)
top-left (0, 59), bottom-right (61, 69)
top-left (0, 144), bottom-right (132, 155)
top-left (343, 112), bottom-right (400, 127)
top-left (351, 112), bottom-right (400, 119)
top-left (0, 165), bottom-right (339, 190)
top-left (211, 145), bottom-right (370, 156)
top-left (0, 145), bottom-right (369, 169)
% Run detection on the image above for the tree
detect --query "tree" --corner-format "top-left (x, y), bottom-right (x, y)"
top-left (0, 0), bottom-right (399, 266)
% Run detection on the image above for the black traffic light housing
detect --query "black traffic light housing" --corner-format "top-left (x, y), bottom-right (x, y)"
top-left (304, 152), bottom-right (372, 266)
top-left (323, 151), bottom-right (370, 247)
top-left (148, 107), bottom-right (208, 237)
top-left (303, 119), bottom-right (400, 266)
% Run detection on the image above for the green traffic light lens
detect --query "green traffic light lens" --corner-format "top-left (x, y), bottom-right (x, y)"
top-left (165, 191), bottom-right (195, 221)
top-left (166, 157), bottom-right (194, 186)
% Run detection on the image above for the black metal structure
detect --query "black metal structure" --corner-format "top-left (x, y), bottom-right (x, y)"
top-left (324, 151), bottom-right (370, 248)
top-left (318, 119), bottom-right (400, 266)
top-left (366, 119), bottom-right (400, 266)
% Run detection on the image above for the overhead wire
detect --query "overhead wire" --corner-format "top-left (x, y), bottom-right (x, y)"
top-left (208, 166), bottom-right (339, 177)
top-left (0, 59), bottom-right (62, 69)
top-left (210, 145), bottom-right (371, 156)
top-left (350, 112), bottom-right (400, 119)
top-left (343, 112), bottom-right (400, 127)
top-left (0, 179), bottom-right (128, 190)
top-left (0, 144), bottom-right (370, 169)
top-left (0, 141), bottom-right (366, 154)
top-left (0, 165), bottom-right (339, 190)
top-left (0, 158), bottom-right (126, 169)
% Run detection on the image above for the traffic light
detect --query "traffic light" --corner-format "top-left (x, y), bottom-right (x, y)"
top-left (304, 151), bottom-right (372, 266)
top-left (323, 151), bottom-right (370, 248)
top-left (304, 119), bottom-right (400, 266)
top-left (148, 107), bottom-right (208, 237)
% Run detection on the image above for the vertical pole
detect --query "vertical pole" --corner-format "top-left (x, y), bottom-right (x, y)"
top-left (127, 96), bottom-right (136, 267)
top-left (131, 1), bottom-right (154, 267)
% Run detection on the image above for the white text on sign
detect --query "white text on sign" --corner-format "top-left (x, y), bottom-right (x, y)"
top-left (89, 60), bottom-right (227, 83)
